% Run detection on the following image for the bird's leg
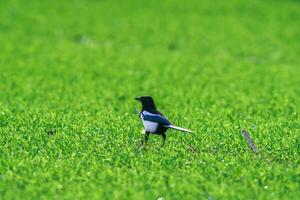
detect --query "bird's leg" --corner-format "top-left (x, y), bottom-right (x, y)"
top-left (161, 133), bottom-right (166, 146)
top-left (143, 132), bottom-right (150, 144)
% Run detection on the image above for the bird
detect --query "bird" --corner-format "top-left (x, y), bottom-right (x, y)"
top-left (134, 96), bottom-right (193, 145)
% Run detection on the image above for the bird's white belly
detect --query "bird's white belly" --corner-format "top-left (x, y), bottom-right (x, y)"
top-left (143, 120), bottom-right (158, 133)
top-left (140, 113), bottom-right (158, 133)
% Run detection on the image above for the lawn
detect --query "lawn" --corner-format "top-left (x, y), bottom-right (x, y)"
top-left (0, 0), bottom-right (299, 199)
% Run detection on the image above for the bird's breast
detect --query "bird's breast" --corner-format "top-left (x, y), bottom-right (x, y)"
top-left (140, 113), bottom-right (158, 133)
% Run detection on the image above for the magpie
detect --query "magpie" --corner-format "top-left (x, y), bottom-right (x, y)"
top-left (135, 96), bottom-right (193, 145)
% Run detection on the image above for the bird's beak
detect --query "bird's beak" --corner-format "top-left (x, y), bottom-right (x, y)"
top-left (134, 97), bottom-right (140, 101)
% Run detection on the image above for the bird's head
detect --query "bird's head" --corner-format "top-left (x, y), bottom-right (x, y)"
top-left (134, 96), bottom-right (156, 110)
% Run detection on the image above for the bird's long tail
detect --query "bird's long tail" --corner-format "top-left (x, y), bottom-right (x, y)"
top-left (163, 125), bottom-right (193, 133)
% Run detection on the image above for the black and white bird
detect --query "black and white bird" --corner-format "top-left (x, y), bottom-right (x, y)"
top-left (135, 96), bottom-right (193, 145)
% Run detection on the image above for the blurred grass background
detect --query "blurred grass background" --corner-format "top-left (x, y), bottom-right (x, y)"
top-left (0, 0), bottom-right (299, 199)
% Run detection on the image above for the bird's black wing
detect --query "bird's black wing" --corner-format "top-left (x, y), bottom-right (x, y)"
top-left (142, 110), bottom-right (171, 125)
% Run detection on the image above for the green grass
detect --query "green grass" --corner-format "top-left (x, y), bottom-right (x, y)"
top-left (0, 0), bottom-right (300, 199)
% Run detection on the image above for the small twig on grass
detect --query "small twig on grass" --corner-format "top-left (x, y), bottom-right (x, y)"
top-left (242, 129), bottom-right (257, 153)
